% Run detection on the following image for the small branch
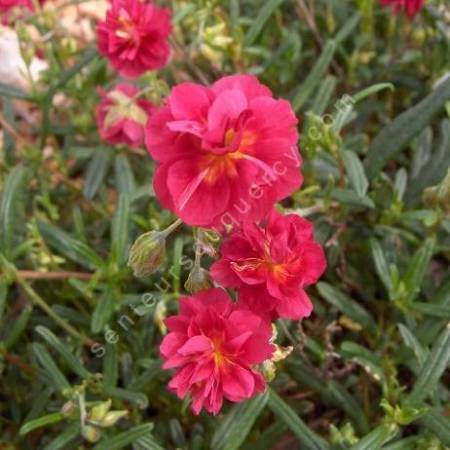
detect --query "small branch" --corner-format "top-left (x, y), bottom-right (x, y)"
top-left (15, 274), bottom-right (96, 347)
top-left (17, 270), bottom-right (93, 280)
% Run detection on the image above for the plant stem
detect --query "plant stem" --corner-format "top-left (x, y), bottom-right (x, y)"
top-left (15, 274), bottom-right (95, 346)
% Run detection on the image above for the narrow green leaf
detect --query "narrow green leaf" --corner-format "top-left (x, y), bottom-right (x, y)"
top-left (334, 12), bottom-right (361, 44)
top-left (292, 40), bottom-right (336, 112)
top-left (83, 151), bottom-right (110, 200)
top-left (32, 343), bottom-right (70, 391)
top-left (42, 422), bottom-right (81, 450)
top-left (409, 302), bottom-right (450, 319)
top-left (317, 282), bottom-right (377, 333)
top-left (398, 324), bottom-right (426, 367)
top-left (420, 409), bottom-right (450, 445)
top-left (0, 282), bottom-right (8, 320)
top-left (267, 389), bottom-right (329, 450)
top-left (211, 392), bottom-right (268, 450)
top-left (35, 325), bottom-right (91, 379)
top-left (407, 322), bottom-right (450, 405)
top-left (104, 386), bottom-right (148, 409)
top-left (103, 343), bottom-right (119, 388)
top-left (311, 75), bottom-right (337, 115)
top-left (365, 76), bottom-right (450, 179)
top-left (382, 436), bottom-right (421, 450)
top-left (330, 188), bottom-right (375, 209)
top-left (92, 423), bottom-right (154, 450)
top-left (0, 165), bottom-right (28, 257)
top-left (37, 221), bottom-right (103, 270)
top-left (135, 434), bottom-right (166, 450)
top-left (342, 150), bottom-right (369, 197)
top-left (244, 0), bottom-right (284, 46)
top-left (352, 83), bottom-right (394, 104)
top-left (19, 412), bottom-right (65, 436)
top-left (91, 288), bottom-right (116, 334)
top-left (287, 360), bottom-right (369, 434)
top-left (4, 305), bottom-right (32, 350)
top-left (404, 238), bottom-right (434, 303)
top-left (369, 239), bottom-right (393, 298)
top-left (349, 424), bottom-right (399, 450)
top-left (111, 194), bottom-right (130, 266)
top-left (114, 154), bottom-right (136, 197)
top-left (0, 81), bottom-right (32, 100)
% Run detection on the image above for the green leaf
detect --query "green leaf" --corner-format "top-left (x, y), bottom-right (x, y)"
top-left (407, 322), bottom-right (450, 405)
top-left (83, 151), bottom-right (111, 200)
top-left (103, 343), bottom-right (119, 388)
top-left (104, 386), bottom-right (148, 409)
top-left (19, 412), bottom-right (65, 436)
top-left (287, 360), bottom-right (369, 434)
top-left (267, 389), bottom-right (329, 450)
top-left (0, 165), bottom-right (28, 258)
top-left (35, 325), bottom-right (91, 379)
top-left (42, 422), bottom-right (81, 450)
top-left (311, 75), bottom-right (337, 115)
top-left (91, 288), bottom-right (116, 334)
top-left (0, 282), bottom-right (7, 320)
top-left (409, 302), bottom-right (450, 318)
top-left (404, 238), bottom-right (434, 303)
top-left (211, 392), bottom-right (268, 450)
top-left (317, 282), bottom-right (377, 333)
top-left (292, 40), bottom-right (336, 112)
top-left (349, 424), bottom-right (399, 450)
top-left (92, 423), bottom-right (154, 450)
top-left (365, 76), bottom-right (450, 179)
top-left (0, 81), bottom-right (32, 100)
top-left (4, 305), bottom-right (32, 350)
top-left (37, 221), bottom-right (103, 270)
top-left (342, 150), bottom-right (369, 197)
top-left (398, 324), bottom-right (427, 368)
top-left (340, 341), bottom-right (385, 383)
top-left (405, 120), bottom-right (450, 205)
top-left (111, 194), bottom-right (130, 266)
top-left (352, 83), bottom-right (394, 104)
top-left (382, 436), bottom-right (421, 450)
top-left (114, 154), bottom-right (136, 197)
top-left (32, 343), bottom-right (70, 391)
top-left (135, 434), bottom-right (166, 450)
top-left (420, 409), bottom-right (450, 446)
top-left (369, 238), bottom-right (393, 298)
top-left (244, 0), bottom-right (285, 46)
top-left (330, 188), bottom-right (375, 209)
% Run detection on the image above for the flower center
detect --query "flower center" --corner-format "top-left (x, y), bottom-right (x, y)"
top-left (211, 335), bottom-right (227, 367)
top-left (201, 129), bottom-right (257, 184)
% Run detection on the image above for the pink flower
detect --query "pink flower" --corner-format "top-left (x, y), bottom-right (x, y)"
top-left (160, 288), bottom-right (274, 415)
top-left (96, 83), bottom-right (155, 148)
top-left (96, 0), bottom-right (171, 78)
top-left (380, 0), bottom-right (425, 18)
top-left (211, 209), bottom-right (326, 320)
top-left (145, 75), bottom-right (302, 229)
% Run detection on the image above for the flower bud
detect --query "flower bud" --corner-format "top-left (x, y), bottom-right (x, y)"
top-left (89, 399), bottom-right (111, 422)
top-left (82, 425), bottom-right (102, 443)
top-left (185, 267), bottom-right (213, 293)
top-left (423, 168), bottom-right (450, 215)
top-left (128, 231), bottom-right (166, 278)
top-left (97, 410), bottom-right (128, 427)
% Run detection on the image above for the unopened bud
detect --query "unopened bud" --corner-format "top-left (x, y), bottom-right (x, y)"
top-left (185, 267), bottom-right (213, 293)
top-left (97, 410), bottom-right (128, 427)
top-left (423, 168), bottom-right (450, 215)
top-left (128, 231), bottom-right (166, 278)
top-left (89, 400), bottom-right (111, 422)
top-left (82, 425), bottom-right (102, 443)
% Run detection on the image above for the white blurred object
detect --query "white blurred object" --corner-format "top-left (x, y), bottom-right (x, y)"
top-left (0, 25), bottom-right (47, 91)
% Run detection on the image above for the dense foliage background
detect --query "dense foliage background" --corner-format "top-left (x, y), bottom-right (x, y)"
top-left (1, 0), bottom-right (450, 449)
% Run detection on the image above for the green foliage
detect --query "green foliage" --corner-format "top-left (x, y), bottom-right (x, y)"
top-left (1, 0), bottom-right (450, 449)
